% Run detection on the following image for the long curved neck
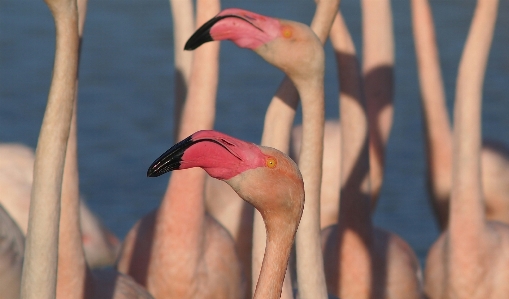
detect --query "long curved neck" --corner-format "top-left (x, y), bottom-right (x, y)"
top-left (411, 0), bottom-right (453, 228)
top-left (361, 0), bottom-right (394, 202)
top-left (20, 2), bottom-right (80, 299)
top-left (253, 219), bottom-right (296, 299)
top-left (292, 63), bottom-right (327, 297)
top-left (293, 4), bottom-right (338, 299)
top-left (449, 0), bottom-right (498, 239)
top-left (332, 12), bottom-right (372, 234)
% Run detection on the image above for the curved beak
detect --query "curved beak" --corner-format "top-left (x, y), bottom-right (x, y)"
top-left (147, 131), bottom-right (244, 177)
top-left (184, 14), bottom-right (259, 50)
top-left (184, 15), bottom-right (222, 50)
top-left (147, 135), bottom-right (193, 177)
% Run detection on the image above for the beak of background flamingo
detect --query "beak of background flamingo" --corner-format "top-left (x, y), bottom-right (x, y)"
top-left (184, 16), bottom-right (223, 50)
top-left (147, 135), bottom-right (194, 177)
top-left (184, 14), bottom-right (254, 50)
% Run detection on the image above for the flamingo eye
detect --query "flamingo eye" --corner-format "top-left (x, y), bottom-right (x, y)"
top-left (266, 157), bottom-right (277, 168)
top-left (282, 27), bottom-right (292, 38)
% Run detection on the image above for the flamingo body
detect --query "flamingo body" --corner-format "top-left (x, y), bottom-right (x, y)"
top-left (0, 143), bottom-right (119, 268)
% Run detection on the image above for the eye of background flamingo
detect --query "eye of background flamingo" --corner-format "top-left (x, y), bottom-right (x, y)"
top-left (266, 157), bottom-right (277, 168)
top-left (282, 27), bottom-right (292, 38)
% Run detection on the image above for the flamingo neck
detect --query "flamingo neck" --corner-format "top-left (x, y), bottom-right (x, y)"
top-left (332, 11), bottom-right (373, 243)
top-left (411, 0), bottom-right (453, 213)
top-left (57, 97), bottom-right (89, 299)
top-left (449, 0), bottom-right (498, 235)
top-left (254, 220), bottom-right (295, 299)
top-left (20, 9), bottom-right (80, 299)
top-left (293, 72), bottom-right (329, 299)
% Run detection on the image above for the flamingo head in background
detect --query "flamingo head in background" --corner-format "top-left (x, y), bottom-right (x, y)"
top-left (184, 8), bottom-right (323, 84)
top-left (148, 130), bottom-right (305, 233)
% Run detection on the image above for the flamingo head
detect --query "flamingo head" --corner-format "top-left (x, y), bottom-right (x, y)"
top-left (184, 8), bottom-right (282, 51)
top-left (148, 130), bottom-right (304, 226)
top-left (184, 8), bottom-right (323, 86)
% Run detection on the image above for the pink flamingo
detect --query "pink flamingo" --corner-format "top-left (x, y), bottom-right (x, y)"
top-left (424, 0), bottom-right (509, 297)
top-left (290, 0), bottom-right (396, 230)
top-left (117, 1), bottom-right (246, 298)
top-left (147, 129), bottom-right (304, 299)
top-left (411, 0), bottom-right (509, 230)
top-left (20, 0), bottom-right (153, 297)
top-left (187, 6), bottom-right (338, 298)
top-left (0, 143), bottom-right (119, 268)
top-left (321, 12), bottom-right (423, 299)
top-left (0, 0), bottom-right (119, 269)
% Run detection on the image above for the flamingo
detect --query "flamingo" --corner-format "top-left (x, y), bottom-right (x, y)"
top-left (19, 0), bottom-right (82, 296)
top-left (0, 0), bottom-right (119, 269)
top-left (321, 11), bottom-right (423, 299)
top-left (424, 0), bottom-right (509, 297)
top-left (19, 0), bottom-right (153, 297)
top-left (411, 0), bottom-right (509, 230)
top-left (290, 0), bottom-right (396, 230)
top-left (0, 143), bottom-right (119, 268)
top-left (188, 5), bottom-right (338, 298)
top-left (117, 1), bottom-right (246, 298)
top-left (148, 130), bottom-right (304, 299)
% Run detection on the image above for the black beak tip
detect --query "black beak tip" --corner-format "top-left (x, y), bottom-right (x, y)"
top-left (147, 163), bottom-right (162, 177)
top-left (184, 33), bottom-right (213, 51)
top-left (184, 15), bottom-right (224, 51)
top-left (146, 168), bottom-right (157, 177)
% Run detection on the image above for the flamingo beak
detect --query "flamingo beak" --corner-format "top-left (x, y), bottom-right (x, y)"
top-left (184, 14), bottom-right (256, 50)
top-left (184, 16), bottom-right (222, 50)
top-left (147, 135), bottom-right (193, 177)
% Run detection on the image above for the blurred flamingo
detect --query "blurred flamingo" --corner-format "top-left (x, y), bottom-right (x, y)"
top-left (0, 0), bottom-right (120, 269)
top-left (424, 0), bottom-right (509, 297)
top-left (290, 0), bottom-right (396, 230)
top-left (411, 0), bottom-right (509, 230)
top-left (321, 11), bottom-right (423, 299)
top-left (19, 0), bottom-right (153, 297)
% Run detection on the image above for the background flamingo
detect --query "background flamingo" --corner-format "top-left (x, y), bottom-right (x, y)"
top-left (424, 0), bottom-right (509, 297)
top-left (0, 0), bottom-right (120, 268)
top-left (20, 0), bottom-right (154, 297)
top-left (321, 11), bottom-right (423, 299)
top-left (290, 0), bottom-right (396, 230)
top-left (411, 0), bottom-right (509, 230)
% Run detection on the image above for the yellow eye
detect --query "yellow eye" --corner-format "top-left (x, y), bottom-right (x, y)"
top-left (282, 27), bottom-right (292, 38)
top-left (266, 157), bottom-right (277, 168)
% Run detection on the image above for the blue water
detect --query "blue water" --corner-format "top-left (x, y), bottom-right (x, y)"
top-left (1, 0), bottom-right (509, 266)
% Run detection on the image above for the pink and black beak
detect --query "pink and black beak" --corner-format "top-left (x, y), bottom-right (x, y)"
top-left (147, 130), bottom-right (244, 178)
top-left (184, 15), bottom-right (224, 50)
top-left (147, 135), bottom-right (194, 177)
top-left (184, 9), bottom-right (267, 50)
top-left (147, 130), bottom-right (266, 180)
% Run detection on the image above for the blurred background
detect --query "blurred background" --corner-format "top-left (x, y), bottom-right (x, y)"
top-left (1, 0), bottom-right (508, 266)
